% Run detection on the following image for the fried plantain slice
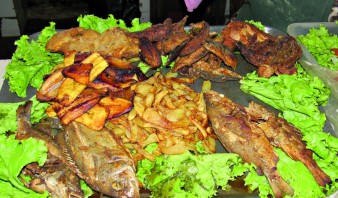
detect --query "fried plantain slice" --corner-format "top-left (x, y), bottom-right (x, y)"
top-left (62, 63), bottom-right (93, 85)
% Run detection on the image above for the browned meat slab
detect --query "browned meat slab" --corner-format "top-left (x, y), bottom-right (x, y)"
top-left (245, 102), bottom-right (331, 187)
top-left (204, 91), bottom-right (294, 198)
top-left (238, 36), bottom-right (301, 77)
top-left (46, 27), bottom-right (139, 59)
top-left (222, 21), bottom-right (302, 77)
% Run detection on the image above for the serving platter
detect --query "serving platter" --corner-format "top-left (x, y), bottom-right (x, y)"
top-left (0, 25), bottom-right (337, 198)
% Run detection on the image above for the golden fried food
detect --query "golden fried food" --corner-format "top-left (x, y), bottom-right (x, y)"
top-left (37, 52), bottom-right (145, 130)
top-left (46, 27), bottom-right (139, 59)
top-left (222, 21), bottom-right (302, 77)
top-left (245, 102), bottom-right (331, 187)
top-left (107, 72), bottom-right (216, 162)
top-left (204, 90), bottom-right (294, 198)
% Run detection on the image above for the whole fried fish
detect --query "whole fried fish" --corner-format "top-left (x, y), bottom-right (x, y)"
top-left (60, 121), bottom-right (139, 198)
top-left (16, 101), bottom-right (83, 198)
top-left (245, 102), bottom-right (331, 187)
top-left (204, 91), bottom-right (294, 198)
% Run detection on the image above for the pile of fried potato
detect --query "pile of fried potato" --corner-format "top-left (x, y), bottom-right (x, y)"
top-left (107, 72), bottom-right (217, 162)
top-left (36, 52), bottom-right (146, 130)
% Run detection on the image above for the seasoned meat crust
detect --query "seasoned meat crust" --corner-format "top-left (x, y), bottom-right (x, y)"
top-left (46, 27), bottom-right (140, 59)
top-left (222, 21), bottom-right (302, 77)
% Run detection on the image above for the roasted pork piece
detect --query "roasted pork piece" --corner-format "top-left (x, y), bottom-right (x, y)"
top-left (16, 101), bottom-right (140, 198)
top-left (204, 90), bottom-right (294, 198)
top-left (222, 21), bottom-right (302, 77)
top-left (204, 90), bottom-right (332, 197)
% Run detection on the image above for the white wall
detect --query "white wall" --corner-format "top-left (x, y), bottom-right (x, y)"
top-left (139, 0), bottom-right (150, 22)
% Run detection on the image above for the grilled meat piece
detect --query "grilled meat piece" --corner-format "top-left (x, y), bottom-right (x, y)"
top-left (188, 60), bottom-right (242, 82)
top-left (179, 21), bottom-right (210, 56)
top-left (127, 18), bottom-right (172, 42)
top-left (161, 17), bottom-right (191, 65)
top-left (173, 46), bottom-right (209, 72)
top-left (139, 37), bottom-right (162, 68)
top-left (61, 121), bottom-right (139, 198)
top-left (16, 101), bottom-right (83, 198)
top-left (222, 21), bottom-right (274, 51)
top-left (46, 27), bottom-right (139, 59)
top-left (161, 16), bottom-right (190, 55)
top-left (238, 36), bottom-right (301, 77)
top-left (203, 40), bottom-right (238, 69)
top-left (204, 91), bottom-right (294, 198)
top-left (245, 102), bottom-right (332, 187)
top-left (222, 21), bottom-right (302, 77)
top-left (167, 19), bottom-right (241, 82)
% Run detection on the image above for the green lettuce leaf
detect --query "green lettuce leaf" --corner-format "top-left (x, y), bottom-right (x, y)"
top-left (137, 144), bottom-right (249, 198)
top-left (4, 22), bottom-right (63, 98)
top-left (80, 180), bottom-right (94, 198)
top-left (245, 20), bottom-right (265, 31)
top-left (297, 24), bottom-right (338, 70)
top-left (240, 63), bottom-right (330, 133)
top-left (0, 133), bottom-right (48, 196)
top-left (0, 97), bottom-right (49, 134)
top-left (77, 14), bottom-right (152, 33)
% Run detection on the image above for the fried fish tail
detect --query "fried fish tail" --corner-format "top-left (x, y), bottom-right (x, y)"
top-left (265, 168), bottom-right (294, 198)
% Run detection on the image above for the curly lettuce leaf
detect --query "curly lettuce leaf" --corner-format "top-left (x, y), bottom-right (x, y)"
top-left (240, 63), bottom-right (330, 133)
top-left (245, 20), bottom-right (265, 31)
top-left (4, 22), bottom-right (63, 98)
top-left (0, 97), bottom-right (49, 134)
top-left (77, 14), bottom-right (152, 33)
top-left (0, 134), bottom-right (48, 196)
top-left (298, 24), bottom-right (338, 70)
top-left (137, 144), bottom-right (249, 198)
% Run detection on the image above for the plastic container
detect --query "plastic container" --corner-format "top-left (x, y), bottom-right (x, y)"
top-left (287, 22), bottom-right (338, 66)
top-left (287, 22), bottom-right (338, 137)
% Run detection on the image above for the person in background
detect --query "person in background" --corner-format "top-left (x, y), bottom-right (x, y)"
top-left (184, 0), bottom-right (203, 12)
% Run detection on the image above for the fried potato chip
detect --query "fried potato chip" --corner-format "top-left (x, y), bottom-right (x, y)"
top-left (108, 72), bottom-right (216, 161)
